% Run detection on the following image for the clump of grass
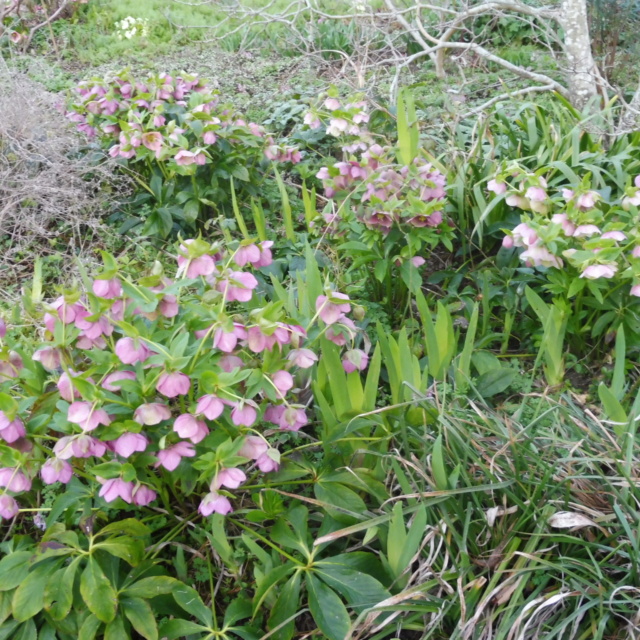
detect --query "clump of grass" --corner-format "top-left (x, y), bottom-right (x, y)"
top-left (350, 391), bottom-right (640, 639)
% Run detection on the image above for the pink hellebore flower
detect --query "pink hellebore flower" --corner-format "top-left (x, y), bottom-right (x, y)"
top-left (256, 450), bottom-right (280, 473)
top-left (58, 372), bottom-right (80, 402)
top-left (0, 468), bottom-right (31, 493)
top-left (278, 407), bottom-right (308, 431)
top-left (631, 284), bottom-right (640, 297)
top-left (551, 213), bottom-right (576, 237)
top-left (0, 351), bottom-right (23, 381)
top-left (580, 264), bottom-right (618, 279)
top-left (316, 293), bottom-right (351, 324)
top-left (511, 223), bottom-right (538, 248)
top-left (92, 278), bottom-right (122, 299)
top-left (99, 478), bottom-right (134, 504)
top-left (272, 370), bottom-right (294, 397)
top-left (156, 441), bottom-right (196, 471)
top-left (633, 246), bottom-right (640, 259)
top-left (102, 370), bottom-right (136, 392)
top-left (239, 436), bottom-right (269, 461)
top-left (142, 132), bottom-right (163, 152)
top-left (32, 347), bottom-right (62, 371)
top-left (196, 395), bottom-right (226, 420)
top-left (134, 403), bottom-right (171, 425)
top-left (199, 491), bottom-right (232, 516)
top-left (0, 318), bottom-right (5, 338)
top-left (0, 413), bottom-right (25, 444)
top-left (115, 337), bottom-right (151, 365)
top-left (576, 191), bottom-right (598, 210)
top-left (324, 97), bottom-right (341, 111)
top-left (487, 179), bottom-right (507, 195)
top-left (217, 271), bottom-right (258, 302)
top-left (132, 485), bottom-right (157, 506)
top-left (40, 458), bottom-right (73, 484)
top-left (53, 434), bottom-right (106, 459)
top-left (601, 231), bottom-right (626, 242)
top-left (158, 294), bottom-right (179, 318)
top-left (220, 355), bottom-right (243, 372)
top-left (234, 244), bottom-right (261, 267)
top-left (502, 235), bottom-right (514, 249)
top-left (505, 194), bottom-right (530, 210)
top-left (254, 241), bottom-right (274, 268)
top-left (287, 348), bottom-right (318, 369)
top-left (231, 403), bottom-right (257, 427)
top-left (342, 349), bottom-right (369, 373)
top-left (157, 372), bottom-right (191, 398)
top-left (213, 324), bottom-right (246, 352)
top-left (0, 495), bottom-right (19, 520)
top-left (203, 131), bottom-right (217, 145)
top-left (173, 414), bottom-right (208, 442)
top-left (174, 150), bottom-right (195, 165)
top-left (520, 245), bottom-right (563, 269)
top-left (183, 255), bottom-right (216, 279)
top-left (67, 402), bottom-right (111, 432)
top-left (212, 467), bottom-right (246, 490)
top-left (573, 225), bottom-right (600, 238)
top-left (113, 432), bottom-right (148, 458)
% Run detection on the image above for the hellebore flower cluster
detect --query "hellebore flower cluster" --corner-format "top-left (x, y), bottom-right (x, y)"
top-left (491, 166), bottom-right (640, 298)
top-left (0, 238), bottom-right (369, 519)
top-left (66, 70), bottom-right (301, 174)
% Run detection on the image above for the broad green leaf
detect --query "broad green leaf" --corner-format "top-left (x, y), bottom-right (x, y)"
top-left (476, 368), bottom-right (516, 397)
top-left (315, 563), bottom-right (390, 611)
top-left (13, 619), bottom-right (36, 640)
top-left (45, 557), bottom-right (81, 620)
top-left (172, 584), bottom-right (213, 626)
top-left (78, 613), bottom-right (102, 640)
top-left (122, 597), bottom-right (158, 640)
top-left (306, 573), bottom-right (351, 640)
top-left (159, 619), bottom-right (211, 639)
top-left (0, 552), bottom-right (32, 591)
top-left (12, 562), bottom-right (54, 621)
top-left (123, 576), bottom-right (180, 599)
top-left (93, 536), bottom-right (144, 566)
top-left (80, 557), bottom-right (118, 623)
top-left (267, 570), bottom-right (301, 640)
top-left (104, 615), bottom-right (127, 640)
top-left (96, 519), bottom-right (150, 538)
top-left (252, 563), bottom-right (296, 615)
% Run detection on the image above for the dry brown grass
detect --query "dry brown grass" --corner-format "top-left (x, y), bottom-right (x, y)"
top-left (0, 60), bottom-right (129, 298)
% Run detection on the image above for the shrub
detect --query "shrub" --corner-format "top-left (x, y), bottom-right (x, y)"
top-left (66, 70), bottom-right (300, 236)
top-left (488, 164), bottom-right (640, 353)
top-left (0, 237), bottom-right (367, 523)
top-left (303, 90), bottom-right (454, 315)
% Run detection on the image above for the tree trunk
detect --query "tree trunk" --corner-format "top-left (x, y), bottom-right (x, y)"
top-left (559, 0), bottom-right (600, 110)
